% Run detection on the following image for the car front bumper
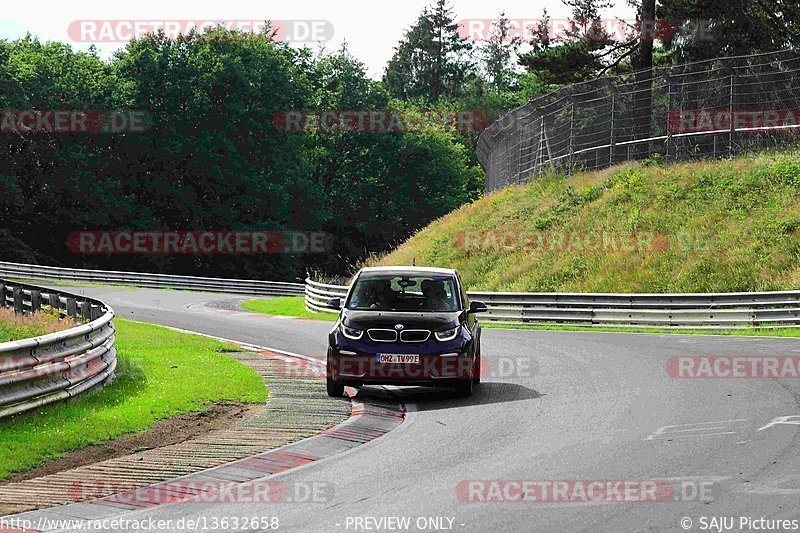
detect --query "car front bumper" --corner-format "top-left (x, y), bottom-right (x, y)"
top-left (327, 348), bottom-right (474, 385)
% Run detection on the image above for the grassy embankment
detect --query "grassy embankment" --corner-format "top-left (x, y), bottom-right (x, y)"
top-left (377, 150), bottom-right (800, 293)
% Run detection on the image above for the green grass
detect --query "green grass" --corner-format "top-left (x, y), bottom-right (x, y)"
top-left (241, 296), bottom-right (339, 321)
top-left (373, 148), bottom-right (800, 293)
top-left (0, 318), bottom-right (268, 479)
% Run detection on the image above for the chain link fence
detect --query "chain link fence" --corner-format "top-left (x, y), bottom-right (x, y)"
top-left (477, 49), bottom-right (800, 192)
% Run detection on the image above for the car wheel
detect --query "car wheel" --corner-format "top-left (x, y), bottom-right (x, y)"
top-left (454, 378), bottom-right (473, 397)
top-left (326, 377), bottom-right (345, 397)
top-left (473, 351), bottom-right (482, 385)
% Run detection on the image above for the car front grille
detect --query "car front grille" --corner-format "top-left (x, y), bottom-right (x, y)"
top-left (367, 329), bottom-right (398, 342)
top-left (399, 330), bottom-right (431, 343)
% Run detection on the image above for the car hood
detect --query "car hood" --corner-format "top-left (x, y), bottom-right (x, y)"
top-left (342, 310), bottom-right (460, 331)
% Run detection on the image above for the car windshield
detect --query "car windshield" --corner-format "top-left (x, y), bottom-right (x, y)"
top-left (346, 274), bottom-right (459, 312)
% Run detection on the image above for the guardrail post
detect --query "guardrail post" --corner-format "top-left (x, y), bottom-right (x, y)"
top-left (48, 292), bottom-right (60, 313)
top-left (79, 301), bottom-right (90, 320)
top-left (0, 282), bottom-right (5, 309)
top-left (66, 298), bottom-right (77, 318)
top-left (30, 290), bottom-right (41, 313)
top-left (12, 287), bottom-right (23, 314)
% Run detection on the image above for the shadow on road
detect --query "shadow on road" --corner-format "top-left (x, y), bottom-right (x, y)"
top-left (352, 381), bottom-right (542, 412)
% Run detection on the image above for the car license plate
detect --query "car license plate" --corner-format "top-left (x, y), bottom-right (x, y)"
top-left (376, 354), bottom-right (419, 364)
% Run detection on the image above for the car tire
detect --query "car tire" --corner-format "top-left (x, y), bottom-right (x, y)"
top-left (473, 352), bottom-right (482, 385)
top-left (454, 378), bottom-right (473, 397)
top-left (326, 377), bottom-right (345, 397)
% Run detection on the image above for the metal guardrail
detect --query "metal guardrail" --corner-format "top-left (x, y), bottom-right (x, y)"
top-left (0, 261), bottom-right (305, 297)
top-left (0, 279), bottom-right (117, 419)
top-left (305, 279), bottom-right (350, 313)
top-left (305, 279), bottom-right (800, 329)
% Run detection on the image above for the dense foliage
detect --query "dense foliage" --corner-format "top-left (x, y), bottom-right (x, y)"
top-left (0, 31), bottom-right (478, 279)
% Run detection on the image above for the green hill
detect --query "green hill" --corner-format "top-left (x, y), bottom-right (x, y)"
top-left (374, 150), bottom-right (800, 293)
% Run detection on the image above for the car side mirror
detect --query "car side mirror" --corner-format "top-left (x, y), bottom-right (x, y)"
top-left (468, 300), bottom-right (488, 314)
top-left (325, 297), bottom-right (341, 310)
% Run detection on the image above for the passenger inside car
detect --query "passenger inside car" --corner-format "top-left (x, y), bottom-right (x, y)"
top-left (374, 279), bottom-right (397, 308)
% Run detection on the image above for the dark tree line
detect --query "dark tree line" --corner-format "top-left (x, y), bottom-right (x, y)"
top-left (0, 30), bottom-right (478, 280)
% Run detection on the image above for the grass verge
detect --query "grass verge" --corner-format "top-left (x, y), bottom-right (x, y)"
top-left (0, 318), bottom-right (268, 479)
top-left (241, 296), bottom-right (339, 321)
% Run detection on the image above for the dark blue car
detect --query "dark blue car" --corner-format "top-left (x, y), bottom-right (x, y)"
top-left (324, 266), bottom-right (487, 397)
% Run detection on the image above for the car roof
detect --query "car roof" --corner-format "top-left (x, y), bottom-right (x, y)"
top-left (358, 266), bottom-right (457, 276)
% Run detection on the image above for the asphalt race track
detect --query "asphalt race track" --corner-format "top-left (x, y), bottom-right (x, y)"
top-left (38, 286), bottom-right (800, 532)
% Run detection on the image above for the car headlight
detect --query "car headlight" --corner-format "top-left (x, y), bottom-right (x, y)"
top-left (435, 326), bottom-right (459, 341)
top-left (340, 323), bottom-right (363, 340)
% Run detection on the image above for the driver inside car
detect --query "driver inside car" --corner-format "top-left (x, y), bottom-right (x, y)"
top-left (353, 280), bottom-right (379, 308)
top-left (422, 279), bottom-right (454, 311)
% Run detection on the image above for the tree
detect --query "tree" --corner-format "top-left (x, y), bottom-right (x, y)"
top-left (657, 0), bottom-right (800, 62)
top-left (630, 0), bottom-right (656, 155)
top-left (384, 0), bottom-right (476, 101)
top-left (518, 0), bottom-right (615, 84)
top-left (479, 12), bottom-right (522, 91)
top-left (307, 47), bottom-right (477, 262)
top-left (110, 28), bottom-right (324, 279)
top-left (529, 9), bottom-right (552, 53)
top-left (0, 37), bottom-right (125, 265)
